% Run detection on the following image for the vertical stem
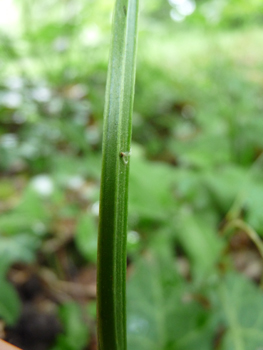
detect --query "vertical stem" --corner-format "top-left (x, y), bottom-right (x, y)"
top-left (97, 1), bottom-right (139, 350)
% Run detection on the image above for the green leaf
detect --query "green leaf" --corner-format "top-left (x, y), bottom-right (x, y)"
top-left (127, 257), bottom-right (214, 350)
top-left (0, 186), bottom-right (49, 234)
top-left (0, 279), bottom-right (21, 325)
top-left (204, 165), bottom-right (247, 213)
top-left (0, 233), bottom-right (40, 266)
top-left (129, 157), bottom-right (175, 220)
top-left (205, 165), bottom-right (263, 235)
top-left (0, 213), bottom-right (38, 234)
top-left (176, 210), bottom-right (223, 277)
top-left (170, 133), bottom-right (232, 169)
top-left (219, 273), bottom-right (263, 350)
top-left (75, 214), bottom-right (97, 263)
top-left (244, 174), bottom-right (263, 235)
top-left (51, 302), bottom-right (89, 350)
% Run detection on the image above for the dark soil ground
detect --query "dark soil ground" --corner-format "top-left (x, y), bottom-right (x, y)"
top-left (3, 262), bottom-right (97, 350)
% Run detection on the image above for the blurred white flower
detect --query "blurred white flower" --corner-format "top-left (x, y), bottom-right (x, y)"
top-left (0, 91), bottom-right (22, 108)
top-left (0, 134), bottom-right (18, 148)
top-left (91, 201), bottom-right (100, 216)
top-left (31, 175), bottom-right (54, 196)
top-left (31, 86), bottom-right (51, 102)
top-left (67, 176), bottom-right (85, 190)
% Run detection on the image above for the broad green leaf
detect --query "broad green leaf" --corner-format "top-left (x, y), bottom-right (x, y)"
top-left (0, 179), bottom-right (16, 200)
top-left (0, 233), bottom-right (40, 266)
top-left (245, 174), bottom-right (263, 235)
top-left (176, 209), bottom-right (223, 276)
top-left (0, 186), bottom-right (49, 234)
top-left (0, 213), bottom-right (39, 234)
top-left (75, 213), bottom-right (97, 263)
top-left (219, 273), bottom-right (263, 350)
top-left (204, 165), bottom-right (247, 213)
top-left (170, 132), bottom-right (232, 169)
top-left (51, 302), bottom-right (89, 350)
top-left (205, 165), bottom-right (263, 235)
top-left (50, 154), bottom-right (102, 180)
top-left (0, 279), bottom-right (21, 325)
top-left (127, 257), bottom-right (214, 350)
top-left (129, 157), bottom-right (176, 220)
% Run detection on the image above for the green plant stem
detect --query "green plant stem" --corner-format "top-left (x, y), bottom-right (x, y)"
top-left (222, 219), bottom-right (263, 259)
top-left (97, 1), bottom-right (139, 349)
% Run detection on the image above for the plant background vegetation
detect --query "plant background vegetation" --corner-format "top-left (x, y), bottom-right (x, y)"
top-left (1, 0), bottom-right (263, 349)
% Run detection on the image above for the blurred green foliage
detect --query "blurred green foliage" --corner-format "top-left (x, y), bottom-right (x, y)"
top-left (1, 0), bottom-right (263, 349)
top-left (51, 302), bottom-right (89, 350)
